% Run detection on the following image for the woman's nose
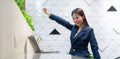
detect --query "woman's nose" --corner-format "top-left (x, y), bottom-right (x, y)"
top-left (73, 19), bottom-right (77, 23)
top-left (74, 19), bottom-right (77, 21)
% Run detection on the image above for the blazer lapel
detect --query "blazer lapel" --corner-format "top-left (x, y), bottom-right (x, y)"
top-left (72, 26), bottom-right (88, 45)
top-left (74, 26), bottom-right (87, 40)
top-left (71, 26), bottom-right (78, 41)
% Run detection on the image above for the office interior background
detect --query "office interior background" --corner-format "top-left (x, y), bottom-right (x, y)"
top-left (0, 0), bottom-right (120, 59)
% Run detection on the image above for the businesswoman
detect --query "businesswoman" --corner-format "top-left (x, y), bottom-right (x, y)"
top-left (43, 8), bottom-right (101, 59)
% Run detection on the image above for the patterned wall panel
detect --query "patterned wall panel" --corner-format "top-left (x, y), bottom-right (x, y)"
top-left (26, 0), bottom-right (120, 59)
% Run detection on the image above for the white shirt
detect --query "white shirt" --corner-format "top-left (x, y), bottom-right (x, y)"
top-left (74, 28), bottom-right (81, 38)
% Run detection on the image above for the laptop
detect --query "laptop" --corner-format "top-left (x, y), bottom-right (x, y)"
top-left (28, 35), bottom-right (59, 53)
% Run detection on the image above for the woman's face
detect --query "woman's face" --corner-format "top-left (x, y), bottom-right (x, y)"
top-left (72, 13), bottom-right (84, 27)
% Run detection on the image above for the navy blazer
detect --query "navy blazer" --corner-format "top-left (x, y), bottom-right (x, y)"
top-left (49, 14), bottom-right (101, 59)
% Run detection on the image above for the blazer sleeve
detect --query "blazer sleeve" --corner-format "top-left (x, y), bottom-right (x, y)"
top-left (89, 29), bottom-right (101, 59)
top-left (49, 14), bottom-right (73, 30)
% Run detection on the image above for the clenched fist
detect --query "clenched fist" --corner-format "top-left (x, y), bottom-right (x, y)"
top-left (42, 8), bottom-right (51, 16)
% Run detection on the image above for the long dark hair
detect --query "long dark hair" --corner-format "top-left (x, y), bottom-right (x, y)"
top-left (71, 8), bottom-right (89, 26)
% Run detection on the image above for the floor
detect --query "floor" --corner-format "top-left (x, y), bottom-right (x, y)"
top-left (9, 53), bottom-right (89, 59)
top-left (9, 53), bottom-right (71, 59)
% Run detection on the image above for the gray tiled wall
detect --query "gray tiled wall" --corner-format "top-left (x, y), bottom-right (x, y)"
top-left (26, 0), bottom-right (120, 59)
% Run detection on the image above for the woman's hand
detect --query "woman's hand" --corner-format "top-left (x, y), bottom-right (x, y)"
top-left (42, 8), bottom-right (51, 16)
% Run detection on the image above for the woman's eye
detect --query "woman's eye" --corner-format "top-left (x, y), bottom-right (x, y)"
top-left (73, 18), bottom-right (74, 20)
top-left (76, 17), bottom-right (79, 19)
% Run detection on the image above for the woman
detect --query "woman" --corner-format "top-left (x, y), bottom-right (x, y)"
top-left (43, 8), bottom-right (101, 59)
